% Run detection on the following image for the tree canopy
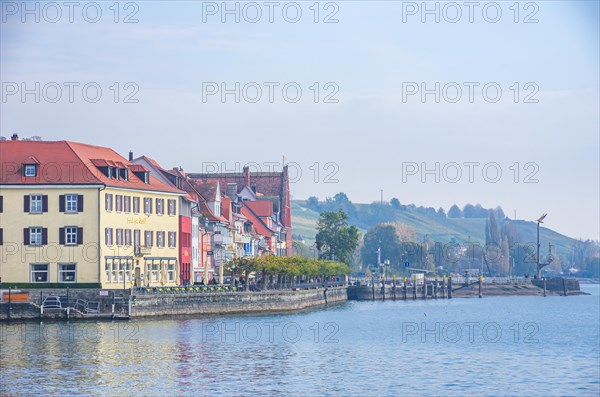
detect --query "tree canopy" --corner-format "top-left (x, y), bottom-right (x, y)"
top-left (315, 210), bottom-right (360, 264)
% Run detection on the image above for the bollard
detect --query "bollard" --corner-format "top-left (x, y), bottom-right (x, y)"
top-left (40, 291), bottom-right (44, 318)
top-left (448, 276), bottom-right (453, 299)
top-left (478, 275), bottom-right (483, 298)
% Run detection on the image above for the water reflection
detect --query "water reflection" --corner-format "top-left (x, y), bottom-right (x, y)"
top-left (2, 291), bottom-right (599, 396)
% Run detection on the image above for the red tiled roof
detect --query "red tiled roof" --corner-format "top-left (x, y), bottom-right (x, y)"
top-left (246, 200), bottom-right (274, 217)
top-left (0, 140), bottom-right (184, 194)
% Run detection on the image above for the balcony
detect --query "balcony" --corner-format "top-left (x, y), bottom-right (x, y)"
top-left (213, 234), bottom-right (224, 244)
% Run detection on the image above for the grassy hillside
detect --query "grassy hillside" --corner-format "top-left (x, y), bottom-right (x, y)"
top-left (291, 200), bottom-right (581, 258)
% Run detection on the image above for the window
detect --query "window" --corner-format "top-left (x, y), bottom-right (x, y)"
top-left (107, 167), bottom-right (114, 179)
top-left (121, 168), bottom-right (129, 181)
top-left (116, 228), bottom-right (123, 246)
top-left (66, 194), bottom-right (78, 212)
top-left (157, 231), bottom-right (165, 248)
top-left (116, 195), bottom-right (123, 212)
top-left (65, 227), bottom-right (78, 245)
top-left (24, 164), bottom-right (37, 177)
top-left (30, 195), bottom-right (43, 213)
top-left (144, 198), bottom-right (152, 214)
top-left (124, 196), bottom-right (131, 213)
top-left (31, 264), bottom-right (49, 282)
top-left (59, 263), bottom-right (76, 283)
top-left (133, 197), bottom-right (140, 214)
top-left (167, 263), bottom-right (175, 282)
top-left (105, 228), bottom-right (113, 246)
top-left (144, 230), bottom-right (153, 247)
top-left (0, 196), bottom-right (4, 213)
top-left (105, 261), bottom-right (111, 282)
top-left (168, 199), bottom-right (176, 216)
top-left (134, 229), bottom-right (141, 247)
top-left (125, 229), bottom-right (132, 246)
top-left (151, 262), bottom-right (159, 282)
top-left (168, 231), bottom-right (176, 248)
top-left (30, 227), bottom-right (43, 246)
top-left (156, 198), bottom-right (164, 215)
top-left (105, 193), bottom-right (113, 211)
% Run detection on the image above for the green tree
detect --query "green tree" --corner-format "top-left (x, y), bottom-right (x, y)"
top-left (361, 224), bottom-right (401, 268)
top-left (306, 196), bottom-right (319, 210)
top-left (390, 197), bottom-right (401, 209)
top-left (448, 204), bottom-right (462, 218)
top-left (315, 210), bottom-right (360, 264)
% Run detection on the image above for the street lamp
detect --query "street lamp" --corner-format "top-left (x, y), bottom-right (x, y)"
top-left (536, 213), bottom-right (547, 278)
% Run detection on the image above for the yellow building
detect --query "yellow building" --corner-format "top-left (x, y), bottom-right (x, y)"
top-left (0, 139), bottom-right (184, 289)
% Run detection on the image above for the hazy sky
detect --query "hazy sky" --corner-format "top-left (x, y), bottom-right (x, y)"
top-left (1, 1), bottom-right (598, 240)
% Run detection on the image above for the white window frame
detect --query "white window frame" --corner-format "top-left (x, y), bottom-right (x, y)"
top-left (156, 198), bottom-right (164, 215)
top-left (30, 227), bottom-right (42, 246)
top-left (105, 228), bottom-right (113, 246)
top-left (167, 263), bottom-right (175, 282)
top-left (31, 263), bottom-right (49, 283)
top-left (58, 263), bottom-right (77, 283)
top-left (30, 194), bottom-right (43, 213)
top-left (65, 226), bottom-right (77, 245)
top-left (24, 164), bottom-right (37, 177)
top-left (145, 231), bottom-right (153, 247)
top-left (65, 194), bottom-right (78, 213)
top-left (151, 263), bottom-right (159, 282)
top-left (157, 231), bottom-right (165, 248)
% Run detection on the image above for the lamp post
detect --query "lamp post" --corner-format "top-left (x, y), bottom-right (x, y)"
top-left (536, 213), bottom-right (547, 278)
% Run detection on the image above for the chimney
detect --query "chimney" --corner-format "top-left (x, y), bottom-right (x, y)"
top-left (227, 183), bottom-right (237, 200)
top-left (11, 133), bottom-right (19, 141)
top-left (128, 151), bottom-right (133, 161)
top-left (243, 166), bottom-right (250, 187)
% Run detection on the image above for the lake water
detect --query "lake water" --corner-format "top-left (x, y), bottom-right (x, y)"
top-left (1, 285), bottom-right (599, 396)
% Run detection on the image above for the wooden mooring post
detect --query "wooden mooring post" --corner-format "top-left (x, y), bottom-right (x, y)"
top-left (7, 288), bottom-right (11, 321)
top-left (412, 275), bottom-right (417, 300)
top-left (381, 276), bottom-right (385, 302)
top-left (403, 278), bottom-right (407, 300)
top-left (543, 278), bottom-right (547, 297)
top-left (448, 276), bottom-right (453, 299)
top-left (441, 275), bottom-right (446, 298)
top-left (562, 278), bottom-right (568, 297)
top-left (434, 276), bottom-right (438, 299)
top-left (422, 277), bottom-right (427, 299)
top-left (478, 275), bottom-right (483, 298)
top-left (392, 276), bottom-right (397, 301)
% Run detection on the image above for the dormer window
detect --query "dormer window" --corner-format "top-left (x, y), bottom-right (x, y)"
top-left (121, 168), bottom-right (129, 181)
top-left (144, 172), bottom-right (149, 183)
top-left (107, 167), bottom-right (114, 179)
top-left (24, 164), bottom-right (37, 177)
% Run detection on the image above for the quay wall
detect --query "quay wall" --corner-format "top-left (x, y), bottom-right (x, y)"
top-left (0, 287), bottom-right (347, 320)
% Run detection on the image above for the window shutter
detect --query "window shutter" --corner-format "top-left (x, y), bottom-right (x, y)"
top-left (0, 228), bottom-right (3, 245)
top-left (59, 195), bottom-right (65, 212)
top-left (59, 227), bottom-right (65, 245)
top-left (77, 228), bottom-right (83, 245)
top-left (24, 228), bottom-right (30, 245)
top-left (42, 196), bottom-right (48, 212)
top-left (24, 196), bottom-right (30, 212)
top-left (0, 196), bottom-right (3, 212)
top-left (78, 195), bottom-right (84, 211)
top-left (42, 228), bottom-right (48, 245)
